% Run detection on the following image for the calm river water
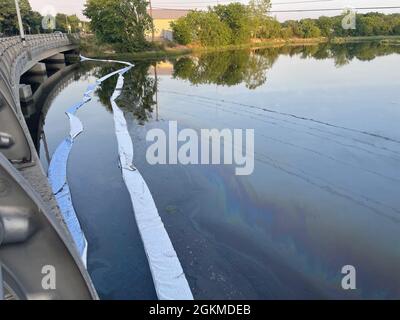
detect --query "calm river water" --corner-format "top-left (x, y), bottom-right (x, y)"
top-left (31, 42), bottom-right (400, 299)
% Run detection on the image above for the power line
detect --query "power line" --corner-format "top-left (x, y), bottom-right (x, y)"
top-left (153, 7), bottom-right (191, 10)
top-left (152, 0), bottom-right (335, 6)
top-left (153, 0), bottom-right (237, 5)
top-left (273, 0), bottom-right (335, 5)
top-left (151, 5), bottom-right (400, 13)
top-left (269, 6), bottom-right (400, 13)
top-left (153, 0), bottom-right (233, 4)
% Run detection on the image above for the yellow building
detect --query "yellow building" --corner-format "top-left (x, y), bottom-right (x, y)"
top-left (148, 9), bottom-right (189, 41)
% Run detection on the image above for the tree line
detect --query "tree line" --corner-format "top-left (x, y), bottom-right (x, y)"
top-left (0, 0), bottom-right (85, 36)
top-left (171, 1), bottom-right (400, 47)
top-left (82, 0), bottom-right (400, 52)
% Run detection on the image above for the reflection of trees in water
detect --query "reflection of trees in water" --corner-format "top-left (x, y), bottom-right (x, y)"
top-left (76, 62), bottom-right (101, 80)
top-left (91, 42), bottom-right (399, 123)
top-left (173, 50), bottom-right (278, 90)
top-left (330, 42), bottom-right (400, 66)
top-left (96, 62), bottom-right (157, 125)
top-left (294, 41), bottom-right (400, 66)
top-left (173, 42), bottom-right (400, 87)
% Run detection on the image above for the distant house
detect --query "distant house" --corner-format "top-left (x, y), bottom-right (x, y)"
top-left (148, 9), bottom-right (189, 41)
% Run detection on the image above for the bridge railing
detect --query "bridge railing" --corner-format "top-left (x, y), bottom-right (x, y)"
top-left (0, 33), bottom-right (80, 166)
top-left (0, 34), bottom-right (79, 103)
top-left (0, 33), bottom-right (97, 300)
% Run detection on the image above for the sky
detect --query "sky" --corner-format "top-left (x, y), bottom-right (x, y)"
top-left (29, 0), bottom-right (400, 21)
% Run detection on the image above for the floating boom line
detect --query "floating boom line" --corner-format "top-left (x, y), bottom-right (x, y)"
top-left (48, 61), bottom-right (131, 267)
top-left (78, 56), bottom-right (193, 300)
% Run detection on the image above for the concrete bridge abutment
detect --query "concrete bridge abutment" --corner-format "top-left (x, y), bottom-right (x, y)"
top-left (44, 53), bottom-right (66, 71)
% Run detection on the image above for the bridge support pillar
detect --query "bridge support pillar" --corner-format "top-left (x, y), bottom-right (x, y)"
top-left (19, 84), bottom-right (33, 103)
top-left (28, 63), bottom-right (47, 75)
top-left (45, 53), bottom-right (66, 71)
top-left (64, 53), bottom-right (80, 64)
top-left (19, 84), bottom-right (35, 118)
top-left (21, 63), bottom-right (48, 86)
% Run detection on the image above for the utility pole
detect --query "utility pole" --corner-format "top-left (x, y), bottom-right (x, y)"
top-left (14, 0), bottom-right (25, 44)
top-left (66, 15), bottom-right (71, 34)
top-left (153, 62), bottom-right (159, 121)
top-left (149, 0), bottom-right (155, 42)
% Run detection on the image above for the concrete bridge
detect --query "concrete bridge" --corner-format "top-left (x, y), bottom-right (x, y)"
top-left (0, 34), bottom-right (97, 299)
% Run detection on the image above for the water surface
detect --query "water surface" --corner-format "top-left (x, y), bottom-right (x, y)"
top-left (33, 42), bottom-right (400, 299)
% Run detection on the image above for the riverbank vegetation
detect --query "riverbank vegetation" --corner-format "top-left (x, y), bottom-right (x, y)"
top-left (82, 0), bottom-right (400, 57)
top-left (171, 1), bottom-right (400, 47)
top-left (79, 34), bottom-right (192, 60)
top-left (84, 0), bottom-right (152, 52)
top-left (0, 0), bottom-right (85, 35)
top-left (80, 33), bottom-right (400, 61)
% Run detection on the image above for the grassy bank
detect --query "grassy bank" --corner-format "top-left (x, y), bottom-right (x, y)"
top-left (79, 35), bottom-right (192, 61)
top-left (331, 35), bottom-right (400, 44)
top-left (80, 35), bottom-right (400, 60)
top-left (188, 37), bottom-right (327, 54)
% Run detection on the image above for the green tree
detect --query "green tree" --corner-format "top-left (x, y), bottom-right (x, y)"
top-left (0, 0), bottom-right (40, 35)
top-left (172, 11), bottom-right (231, 47)
top-left (56, 13), bottom-right (68, 32)
top-left (388, 14), bottom-right (400, 35)
top-left (56, 13), bottom-right (84, 33)
top-left (170, 8), bottom-right (400, 47)
top-left (299, 19), bottom-right (321, 38)
top-left (258, 17), bottom-right (281, 38)
top-left (84, 0), bottom-right (152, 52)
top-left (67, 15), bottom-right (82, 33)
top-left (393, 18), bottom-right (400, 35)
top-left (213, 3), bottom-right (252, 44)
top-left (194, 11), bottom-right (232, 47)
top-left (283, 20), bottom-right (304, 38)
top-left (280, 26), bottom-right (293, 39)
top-left (25, 10), bottom-right (42, 34)
top-left (316, 16), bottom-right (334, 37)
top-left (248, 0), bottom-right (272, 38)
top-left (170, 17), bottom-right (192, 45)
